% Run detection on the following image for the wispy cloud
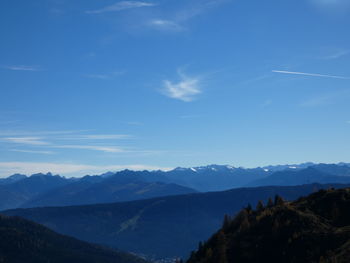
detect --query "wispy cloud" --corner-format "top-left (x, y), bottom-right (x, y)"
top-left (175, 0), bottom-right (229, 21)
top-left (309, 0), bottom-right (350, 13)
top-left (272, 70), bottom-right (350, 80)
top-left (262, 100), bottom-right (272, 107)
top-left (321, 49), bottom-right (349, 60)
top-left (162, 71), bottom-right (201, 102)
top-left (2, 65), bottom-right (42, 71)
top-left (84, 74), bottom-right (110, 80)
top-left (86, 1), bottom-right (156, 14)
top-left (0, 162), bottom-right (172, 178)
top-left (11, 149), bottom-right (55, 155)
top-left (0, 131), bottom-right (141, 154)
top-left (66, 134), bottom-right (131, 140)
top-left (311, 0), bottom-right (350, 7)
top-left (149, 19), bottom-right (183, 31)
top-left (83, 71), bottom-right (125, 80)
top-left (300, 95), bottom-right (333, 107)
top-left (0, 130), bottom-right (89, 137)
top-left (148, 0), bottom-right (230, 31)
top-left (55, 145), bottom-right (125, 153)
top-left (300, 90), bottom-right (350, 107)
top-left (180, 115), bottom-right (201, 119)
top-left (0, 120), bottom-right (20, 125)
top-left (3, 137), bottom-right (49, 145)
top-left (127, 121), bottom-right (143, 126)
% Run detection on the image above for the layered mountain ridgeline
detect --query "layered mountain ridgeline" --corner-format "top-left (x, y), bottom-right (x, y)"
top-left (0, 173), bottom-right (74, 210)
top-left (187, 187), bottom-right (350, 263)
top-left (248, 165), bottom-right (350, 187)
top-left (0, 214), bottom-right (146, 263)
top-left (2, 163), bottom-right (350, 210)
top-left (4, 183), bottom-right (350, 259)
top-left (0, 172), bottom-right (196, 210)
top-left (0, 173), bottom-right (27, 185)
top-left (162, 163), bottom-right (350, 191)
top-left (22, 179), bottom-right (196, 208)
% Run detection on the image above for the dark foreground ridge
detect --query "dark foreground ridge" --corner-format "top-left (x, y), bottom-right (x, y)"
top-left (187, 187), bottom-right (350, 263)
top-left (0, 214), bottom-right (146, 263)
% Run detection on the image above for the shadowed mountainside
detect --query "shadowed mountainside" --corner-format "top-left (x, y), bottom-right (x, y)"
top-left (0, 214), bottom-right (147, 263)
top-left (187, 187), bottom-right (350, 263)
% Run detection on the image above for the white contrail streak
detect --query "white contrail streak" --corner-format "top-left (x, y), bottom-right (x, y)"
top-left (272, 70), bottom-right (350, 80)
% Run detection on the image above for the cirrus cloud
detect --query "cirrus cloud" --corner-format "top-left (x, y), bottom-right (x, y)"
top-left (162, 71), bottom-right (201, 102)
top-left (86, 1), bottom-right (156, 14)
top-left (2, 137), bottom-right (49, 145)
top-left (2, 65), bottom-right (42, 71)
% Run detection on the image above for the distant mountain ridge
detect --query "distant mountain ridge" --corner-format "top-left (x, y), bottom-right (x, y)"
top-left (0, 173), bottom-right (27, 185)
top-left (1, 163), bottom-right (350, 210)
top-left (23, 179), bottom-right (196, 208)
top-left (0, 173), bottom-right (74, 210)
top-left (248, 166), bottom-right (350, 187)
top-left (0, 171), bottom-right (196, 210)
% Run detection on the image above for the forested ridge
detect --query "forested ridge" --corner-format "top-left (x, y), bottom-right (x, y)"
top-left (187, 188), bottom-right (350, 263)
top-left (0, 214), bottom-right (147, 263)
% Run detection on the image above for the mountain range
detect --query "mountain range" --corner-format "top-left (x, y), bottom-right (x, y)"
top-left (0, 171), bottom-right (196, 211)
top-left (1, 163), bottom-right (350, 210)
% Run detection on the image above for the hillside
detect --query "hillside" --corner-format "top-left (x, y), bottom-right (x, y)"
top-left (187, 187), bottom-right (350, 263)
top-left (0, 214), bottom-right (146, 263)
top-left (4, 183), bottom-right (349, 259)
top-left (22, 179), bottom-right (196, 208)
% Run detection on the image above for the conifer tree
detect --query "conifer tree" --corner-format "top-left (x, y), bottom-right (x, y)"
top-left (246, 203), bottom-right (252, 212)
top-left (256, 200), bottom-right (264, 211)
top-left (214, 231), bottom-right (228, 263)
top-left (222, 214), bottom-right (231, 229)
top-left (274, 195), bottom-right (285, 206)
top-left (267, 197), bottom-right (274, 208)
top-left (198, 241), bottom-right (203, 251)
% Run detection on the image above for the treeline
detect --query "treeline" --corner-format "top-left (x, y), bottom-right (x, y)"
top-left (0, 214), bottom-right (146, 263)
top-left (187, 188), bottom-right (350, 263)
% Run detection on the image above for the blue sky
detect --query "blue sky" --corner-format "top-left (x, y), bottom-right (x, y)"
top-left (0, 0), bottom-right (350, 177)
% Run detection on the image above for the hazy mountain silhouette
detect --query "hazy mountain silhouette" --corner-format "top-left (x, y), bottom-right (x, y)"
top-left (0, 174), bottom-right (27, 185)
top-left (0, 171), bottom-right (196, 210)
top-left (248, 166), bottom-right (350, 187)
top-left (2, 163), bottom-right (350, 211)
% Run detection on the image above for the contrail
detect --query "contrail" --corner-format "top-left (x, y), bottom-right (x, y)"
top-left (272, 70), bottom-right (350, 80)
